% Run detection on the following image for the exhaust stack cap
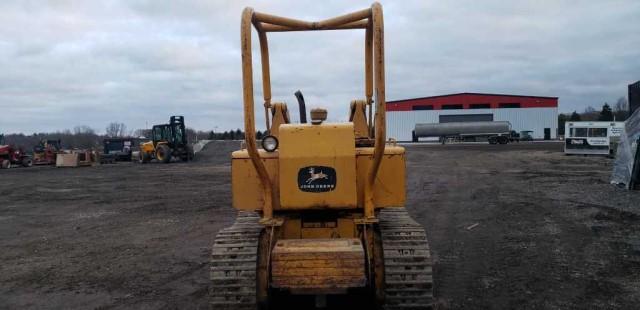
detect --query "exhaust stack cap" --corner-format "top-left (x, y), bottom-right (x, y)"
top-left (310, 108), bottom-right (327, 125)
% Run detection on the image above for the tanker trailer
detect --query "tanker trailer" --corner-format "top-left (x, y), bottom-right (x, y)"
top-left (414, 121), bottom-right (513, 144)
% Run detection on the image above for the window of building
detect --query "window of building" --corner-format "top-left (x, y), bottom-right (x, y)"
top-left (469, 103), bottom-right (491, 109)
top-left (499, 103), bottom-right (521, 108)
top-left (571, 128), bottom-right (588, 137)
top-left (442, 104), bottom-right (463, 110)
top-left (439, 114), bottom-right (493, 123)
top-left (588, 128), bottom-right (607, 137)
top-left (412, 105), bottom-right (433, 110)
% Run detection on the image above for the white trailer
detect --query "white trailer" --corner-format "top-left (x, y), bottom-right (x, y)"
top-left (564, 121), bottom-right (624, 155)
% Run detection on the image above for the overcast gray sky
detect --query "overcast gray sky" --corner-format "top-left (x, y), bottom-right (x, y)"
top-left (1, 0), bottom-right (638, 134)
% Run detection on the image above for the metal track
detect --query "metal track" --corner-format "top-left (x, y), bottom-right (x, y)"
top-left (210, 211), bottom-right (263, 310)
top-left (379, 208), bottom-right (434, 310)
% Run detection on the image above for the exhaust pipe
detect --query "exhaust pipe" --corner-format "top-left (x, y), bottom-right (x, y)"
top-left (294, 90), bottom-right (307, 124)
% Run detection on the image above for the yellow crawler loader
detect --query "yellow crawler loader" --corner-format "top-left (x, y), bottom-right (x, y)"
top-left (211, 3), bottom-right (434, 309)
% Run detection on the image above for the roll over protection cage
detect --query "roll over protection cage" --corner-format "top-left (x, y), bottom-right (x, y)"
top-left (241, 3), bottom-right (386, 223)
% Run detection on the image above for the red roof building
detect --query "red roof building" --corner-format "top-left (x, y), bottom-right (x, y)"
top-left (387, 92), bottom-right (558, 111)
top-left (386, 92), bottom-right (559, 141)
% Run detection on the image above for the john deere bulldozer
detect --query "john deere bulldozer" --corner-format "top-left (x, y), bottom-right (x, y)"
top-left (139, 116), bottom-right (193, 163)
top-left (211, 3), bottom-right (434, 309)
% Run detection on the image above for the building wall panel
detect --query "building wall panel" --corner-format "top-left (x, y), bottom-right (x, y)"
top-left (386, 108), bottom-right (558, 141)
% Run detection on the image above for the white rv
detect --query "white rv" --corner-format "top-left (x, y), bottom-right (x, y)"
top-left (564, 121), bottom-right (624, 155)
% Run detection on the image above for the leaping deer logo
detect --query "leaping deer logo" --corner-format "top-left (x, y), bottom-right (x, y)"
top-left (306, 167), bottom-right (328, 184)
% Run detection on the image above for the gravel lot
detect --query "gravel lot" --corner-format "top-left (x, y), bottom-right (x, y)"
top-left (1, 141), bottom-right (639, 309)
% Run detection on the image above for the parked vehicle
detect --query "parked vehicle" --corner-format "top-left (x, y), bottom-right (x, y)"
top-left (0, 138), bottom-right (32, 169)
top-left (102, 138), bottom-right (134, 163)
top-left (139, 116), bottom-right (193, 163)
top-left (414, 121), bottom-right (513, 144)
top-left (520, 130), bottom-right (534, 141)
top-left (564, 121), bottom-right (624, 156)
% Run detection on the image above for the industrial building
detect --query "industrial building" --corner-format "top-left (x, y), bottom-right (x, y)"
top-left (630, 81), bottom-right (640, 116)
top-left (386, 92), bottom-right (558, 141)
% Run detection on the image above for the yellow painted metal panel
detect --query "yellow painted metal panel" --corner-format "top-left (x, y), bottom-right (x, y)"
top-left (231, 143), bottom-right (405, 211)
top-left (140, 141), bottom-right (154, 154)
top-left (280, 217), bottom-right (356, 239)
top-left (350, 100), bottom-right (370, 139)
top-left (278, 123), bottom-right (357, 209)
top-left (300, 218), bottom-right (355, 239)
top-left (356, 146), bottom-right (406, 208)
top-left (282, 218), bottom-right (302, 239)
top-left (269, 102), bottom-right (290, 138)
top-left (271, 238), bottom-right (365, 290)
top-left (231, 150), bottom-right (279, 211)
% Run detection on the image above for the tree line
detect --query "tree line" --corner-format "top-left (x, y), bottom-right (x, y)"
top-left (2, 121), bottom-right (260, 151)
top-left (558, 97), bottom-right (629, 135)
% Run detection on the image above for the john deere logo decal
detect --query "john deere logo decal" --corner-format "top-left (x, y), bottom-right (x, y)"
top-left (298, 166), bottom-right (336, 192)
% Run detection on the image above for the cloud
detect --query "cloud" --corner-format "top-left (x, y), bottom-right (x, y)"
top-left (0, 0), bottom-right (639, 134)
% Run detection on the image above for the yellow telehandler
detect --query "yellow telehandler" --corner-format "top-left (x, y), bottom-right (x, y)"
top-left (139, 116), bottom-right (193, 163)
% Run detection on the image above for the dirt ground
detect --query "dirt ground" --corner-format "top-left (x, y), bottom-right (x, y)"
top-left (1, 141), bottom-right (639, 309)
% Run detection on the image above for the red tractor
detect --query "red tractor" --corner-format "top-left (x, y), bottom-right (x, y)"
top-left (0, 137), bottom-right (33, 169)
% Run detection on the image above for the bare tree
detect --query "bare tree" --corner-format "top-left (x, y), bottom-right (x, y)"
top-left (614, 97), bottom-right (628, 121)
top-left (71, 125), bottom-right (98, 148)
top-left (105, 122), bottom-right (127, 137)
top-left (74, 125), bottom-right (95, 135)
top-left (581, 106), bottom-right (599, 121)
